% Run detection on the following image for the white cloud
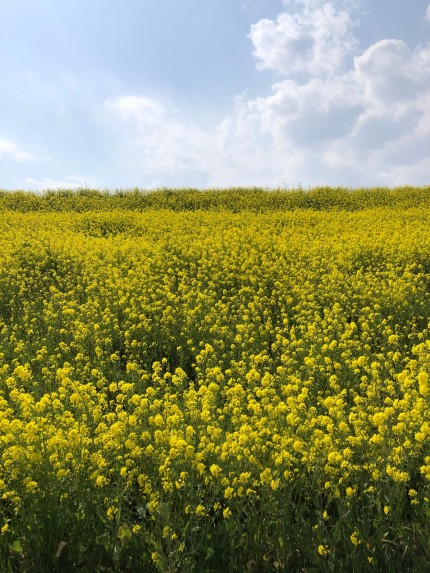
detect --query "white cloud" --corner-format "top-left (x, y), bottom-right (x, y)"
top-left (228, 3), bottom-right (430, 186)
top-left (25, 176), bottom-right (97, 191)
top-left (0, 139), bottom-right (37, 162)
top-left (317, 40), bottom-right (430, 183)
top-left (105, 96), bottom-right (225, 185)
top-left (107, 95), bottom-right (165, 128)
top-left (354, 40), bottom-right (430, 109)
top-left (246, 74), bottom-right (362, 144)
top-left (105, 94), bottom-right (302, 187)
top-left (426, 4), bottom-right (430, 22)
top-left (102, 1), bottom-right (430, 188)
top-left (249, 1), bottom-right (357, 77)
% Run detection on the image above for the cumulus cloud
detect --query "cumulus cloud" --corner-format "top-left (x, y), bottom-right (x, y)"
top-left (229, 2), bottom-right (430, 185)
top-left (249, 1), bottom-right (357, 77)
top-left (246, 74), bottom-right (362, 144)
top-left (355, 40), bottom-right (430, 108)
top-left (317, 40), bottom-right (430, 183)
top-left (0, 139), bottom-right (37, 162)
top-left (103, 1), bottom-right (430, 187)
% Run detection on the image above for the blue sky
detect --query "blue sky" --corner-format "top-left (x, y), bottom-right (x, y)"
top-left (1, 0), bottom-right (430, 190)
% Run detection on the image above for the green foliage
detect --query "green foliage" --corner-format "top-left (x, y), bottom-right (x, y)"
top-left (1, 185), bottom-right (430, 213)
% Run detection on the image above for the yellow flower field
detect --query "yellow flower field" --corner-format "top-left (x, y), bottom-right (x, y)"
top-left (1, 188), bottom-right (430, 572)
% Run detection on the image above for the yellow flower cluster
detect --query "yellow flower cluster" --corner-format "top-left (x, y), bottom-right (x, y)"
top-left (1, 199), bottom-right (430, 571)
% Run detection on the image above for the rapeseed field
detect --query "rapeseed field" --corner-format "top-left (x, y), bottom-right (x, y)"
top-left (1, 187), bottom-right (430, 572)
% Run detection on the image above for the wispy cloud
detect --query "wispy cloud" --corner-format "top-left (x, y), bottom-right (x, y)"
top-left (104, 96), bottom-right (223, 186)
top-left (25, 176), bottom-right (97, 191)
top-left (0, 139), bottom-right (38, 162)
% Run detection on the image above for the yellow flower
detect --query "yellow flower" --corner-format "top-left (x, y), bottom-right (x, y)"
top-left (317, 544), bottom-right (329, 556)
top-left (223, 507), bottom-right (232, 519)
top-left (388, 334), bottom-right (398, 345)
top-left (163, 525), bottom-right (171, 538)
top-left (195, 504), bottom-right (206, 516)
top-left (13, 365), bottom-right (31, 381)
top-left (151, 552), bottom-right (160, 563)
top-left (418, 372), bottom-right (429, 397)
top-left (95, 475), bottom-right (107, 487)
top-left (224, 487), bottom-right (234, 499)
top-left (210, 464), bottom-right (222, 478)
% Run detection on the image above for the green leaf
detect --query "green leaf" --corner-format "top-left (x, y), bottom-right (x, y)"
top-left (117, 524), bottom-right (131, 544)
top-left (10, 540), bottom-right (23, 554)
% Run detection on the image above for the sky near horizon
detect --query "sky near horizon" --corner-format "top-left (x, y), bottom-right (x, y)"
top-left (1, 0), bottom-right (430, 191)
